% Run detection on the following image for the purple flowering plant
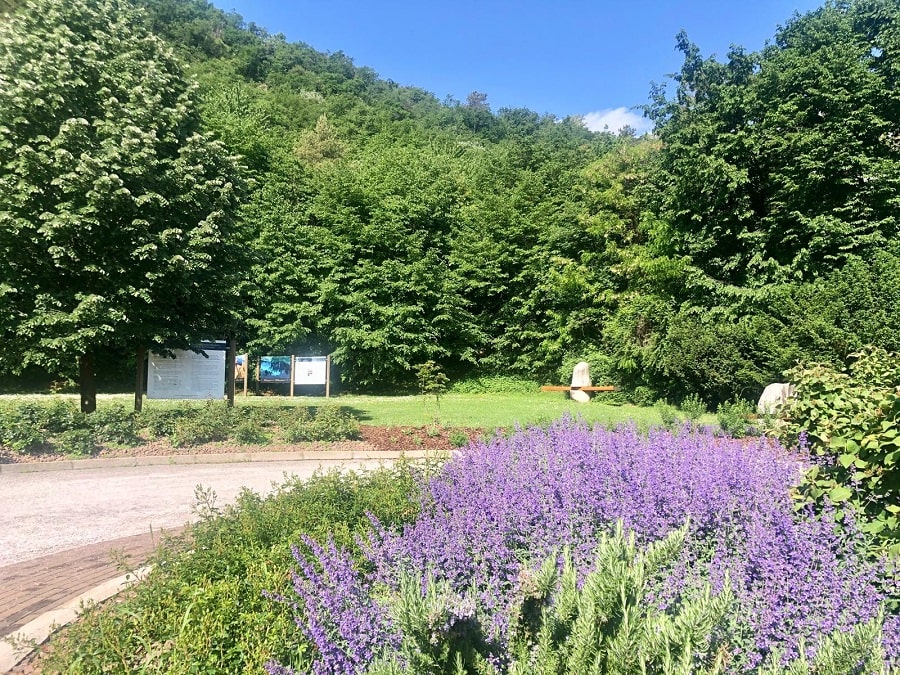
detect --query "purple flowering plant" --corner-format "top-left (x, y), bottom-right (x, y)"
top-left (269, 417), bottom-right (899, 673)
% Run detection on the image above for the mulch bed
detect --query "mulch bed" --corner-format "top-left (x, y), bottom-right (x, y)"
top-left (0, 425), bottom-right (483, 464)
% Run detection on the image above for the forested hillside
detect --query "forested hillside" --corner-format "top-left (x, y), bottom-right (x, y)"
top-left (3, 0), bottom-right (900, 404)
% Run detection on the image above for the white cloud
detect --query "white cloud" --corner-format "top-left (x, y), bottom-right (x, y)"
top-left (581, 107), bottom-right (653, 135)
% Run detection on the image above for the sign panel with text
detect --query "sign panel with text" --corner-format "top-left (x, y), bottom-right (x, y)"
top-left (147, 344), bottom-right (226, 400)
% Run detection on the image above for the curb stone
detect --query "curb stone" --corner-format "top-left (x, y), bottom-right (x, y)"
top-left (0, 567), bottom-right (151, 674)
top-left (0, 449), bottom-right (440, 474)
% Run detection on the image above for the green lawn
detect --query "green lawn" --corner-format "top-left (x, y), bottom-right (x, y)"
top-left (0, 391), bottom-right (705, 429)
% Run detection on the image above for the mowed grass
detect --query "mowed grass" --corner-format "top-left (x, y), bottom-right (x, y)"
top-left (0, 391), bottom-right (681, 429)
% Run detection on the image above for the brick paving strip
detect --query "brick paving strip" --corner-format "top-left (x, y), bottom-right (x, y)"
top-left (0, 528), bottom-right (186, 673)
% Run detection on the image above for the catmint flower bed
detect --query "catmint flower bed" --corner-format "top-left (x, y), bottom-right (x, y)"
top-left (270, 418), bottom-right (899, 673)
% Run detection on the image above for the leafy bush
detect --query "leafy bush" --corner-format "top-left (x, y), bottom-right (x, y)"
top-left (136, 406), bottom-right (185, 438)
top-left (716, 397), bottom-right (755, 438)
top-left (54, 427), bottom-right (97, 456)
top-left (654, 398), bottom-right (682, 428)
top-left (276, 420), bottom-right (897, 673)
top-left (39, 464), bottom-right (423, 674)
top-left (170, 401), bottom-right (234, 447)
top-left (281, 406), bottom-right (360, 443)
top-left (780, 346), bottom-right (900, 555)
top-left (680, 392), bottom-right (707, 420)
top-left (365, 523), bottom-right (736, 675)
top-left (450, 375), bottom-right (539, 394)
top-left (83, 404), bottom-right (138, 445)
top-left (233, 418), bottom-right (270, 444)
top-left (629, 385), bottom-right (657, 407)
top-left (448, 430), bottom-right (469, 448)
top-left (0, 397), bottom-right (81, 453)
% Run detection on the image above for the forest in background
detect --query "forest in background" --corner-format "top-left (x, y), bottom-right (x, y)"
top-left (3, 0), bottom-right (900, 405)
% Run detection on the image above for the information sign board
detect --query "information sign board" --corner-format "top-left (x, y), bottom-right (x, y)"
top-left (293, 356), bottom-right (328, 385)
top-left (147, 344), bottom-right (226, 399)
top-left (259, 355), bottom-right (291, 383)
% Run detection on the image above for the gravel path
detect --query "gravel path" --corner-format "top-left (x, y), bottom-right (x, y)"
top-left (0, 458), bottom-right (382, 566)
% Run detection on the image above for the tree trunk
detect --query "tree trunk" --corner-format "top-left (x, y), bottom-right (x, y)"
top-left (134, 344), bottom-right (146, 412)
top-left (79, 351), bottom-right (97, 414)
top-left (226, 337), bottom-right (236, 408)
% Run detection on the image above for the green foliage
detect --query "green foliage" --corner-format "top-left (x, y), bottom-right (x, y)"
top-left (449, 375), bottom-right (538, 395)
top-left (416, 361), bottom-right (450, 407)
top-left (280, 405), bottom-right (361, 443)
top-left (448, 430), bottom-right (470, 448)
top-left (55, 428), bottom-right (97, 456)
top-left (780, 346), bottom-right (900, 555)
top-left (715, 398), bottom-right (755, 438)
top-left (680, 393), bottom-right (707, 421)
top-left (654, 399), bottom-right (683, 429)
top-left (648, 1), bottom-right (900, 288)
top-left (757, 613), bottom-right (885, 675)
top-left (0, 0), bottom-right (248, 411)
top-left (40, 464), bottom-right (422, 674)
top-left (170, 401), bottom-right (235, 448)
top-left (369, 522), bottom-right (735, 675)
top-left (84, 404), bottom-right (138, 445)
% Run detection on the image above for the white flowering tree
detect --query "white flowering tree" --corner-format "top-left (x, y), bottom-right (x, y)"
top-left (0, 0), bottom-right (248, 411)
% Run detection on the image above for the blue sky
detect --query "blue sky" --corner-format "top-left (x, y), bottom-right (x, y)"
top-left (211, 0), bottom-right (824, 134)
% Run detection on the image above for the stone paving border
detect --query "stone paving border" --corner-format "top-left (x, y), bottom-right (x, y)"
top-left (0, 450), bottom-right (437, 673)
top-left (0, 448), bottom-right (434, 474)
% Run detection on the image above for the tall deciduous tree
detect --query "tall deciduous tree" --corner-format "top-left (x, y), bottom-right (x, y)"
top-left (648, 1), bottom-right (900, 289)
top-left (0, 0), bottom-right (247, 411)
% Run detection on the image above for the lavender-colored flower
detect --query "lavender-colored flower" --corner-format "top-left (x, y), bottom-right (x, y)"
top-left (273, 417), bottom-right (898, 672)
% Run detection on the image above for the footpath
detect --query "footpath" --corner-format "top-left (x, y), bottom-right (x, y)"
top-left (0, 450), bottom-right (426, 673)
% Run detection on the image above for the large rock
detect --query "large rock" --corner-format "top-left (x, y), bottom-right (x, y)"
top-left (570, 361), bottom-right (592, 403)
top-left (757, 382), bottom-right (796, 415)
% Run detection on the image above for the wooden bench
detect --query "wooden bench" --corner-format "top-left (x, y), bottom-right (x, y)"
top-left (540, 385), bottom-right (617, 392)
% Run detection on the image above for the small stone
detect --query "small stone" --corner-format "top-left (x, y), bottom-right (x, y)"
top-left (570, 361), bottom-right (592, 403)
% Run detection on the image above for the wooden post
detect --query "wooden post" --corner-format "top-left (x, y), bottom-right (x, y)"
top-left (243, 354), bottom-right (248, 396)
top-left (225, 337), bottom-right (236, 408)
top-left (325, 354), bottom-right (331, 398)
top-left (255, 359), bottom-right (260, 396)
top-left (290, 356), bottom-right (295, 398)
top-left (134, 344), bottom-right (146, 412)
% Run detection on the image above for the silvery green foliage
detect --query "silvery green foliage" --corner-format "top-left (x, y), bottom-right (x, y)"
top-left (0, 0), bottom-right (247, 371)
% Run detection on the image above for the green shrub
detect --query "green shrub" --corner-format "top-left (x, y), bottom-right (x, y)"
top-left (716, 397), bottom-right (755, 438)
top-left (136, 406), bottom-right (185, 438)
top-left (448, 430), bottom-right (469, 448)
top-left (781, 346), bottom-right (900, 555)
top-left (0, 398), bottom-right (80, 453)
top-left (629, 385), bottom-right (656, 407)
top-left (83, 404), bottom-right (138, 445)
top-left (281, 406), bottom-right (360, 443)
top-left (39, 464), bottom-right (424, 674)
top-left (450, 375), bottom-right (539, 394)
top-left (680, 392), bottom-right (707, 420)
top-left (654, 399), bottom-right (683, 429)
top-left (233, 418), bottom-right (269, 445)
top-left (54, 428), bottom-right (97, 456)
top-left (170, 401), bottom-right (234, 448)
top-left (369, 522), bottom-right (735, 674)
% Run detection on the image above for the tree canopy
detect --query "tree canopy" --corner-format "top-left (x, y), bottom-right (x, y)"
top-left (3, 0), bottom-right (899, 406)
top-left (0, 0), bottom-right (247, 410)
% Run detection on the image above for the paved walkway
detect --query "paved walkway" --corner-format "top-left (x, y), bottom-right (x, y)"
top-left (0, 450), bottom-right (427, 673)
top-left (0, 530), bottom-right (181, 637)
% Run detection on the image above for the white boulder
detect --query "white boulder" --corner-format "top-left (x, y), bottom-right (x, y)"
top-left (757, 382), bottom-right (796, 415)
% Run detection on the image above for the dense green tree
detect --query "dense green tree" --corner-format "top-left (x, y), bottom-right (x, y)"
top-left (649, 1), bottom-right (900, 289)
top-left (0, 0), bottom-right (247, 411)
